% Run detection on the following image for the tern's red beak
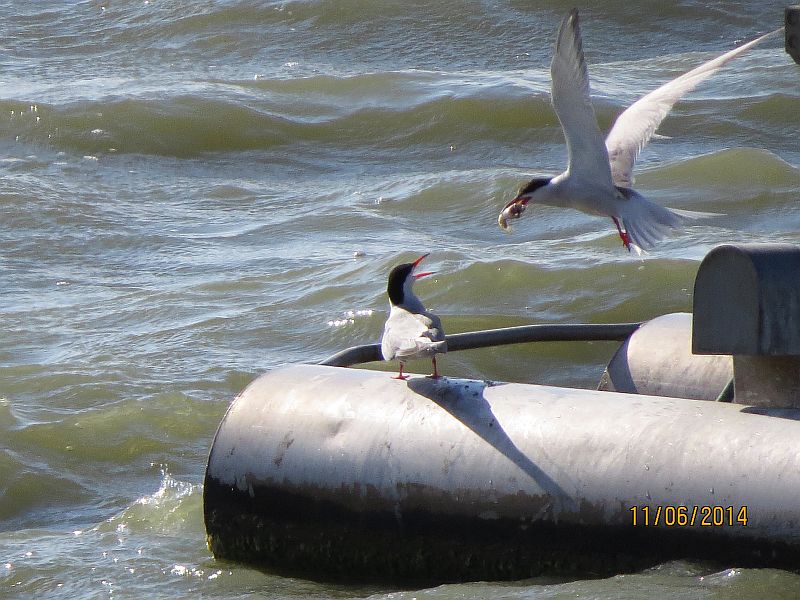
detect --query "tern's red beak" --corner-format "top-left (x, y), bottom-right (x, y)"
top-left (412, 253), bottom-right (433, 279)
top-left (504, 196), bottom-right (529, 210)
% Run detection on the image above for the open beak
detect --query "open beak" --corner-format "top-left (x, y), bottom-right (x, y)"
top-left (498, 197), bottom-right (529, 231)
top-left (412, 253), bottom-right (433, 279)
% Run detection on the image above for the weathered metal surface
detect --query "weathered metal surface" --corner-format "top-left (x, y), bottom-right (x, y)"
top-left (598, 313), bottom-right (732, 401)
top-left (733, 355), bottom-right (800, 407)
top-left (320, 322), bottom-right (640, 367)
top-left (205, 364), bottom-right (800, 583)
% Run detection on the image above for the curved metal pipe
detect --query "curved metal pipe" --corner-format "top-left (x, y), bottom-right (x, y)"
top-left (320, 322), bottom-right (641, 367)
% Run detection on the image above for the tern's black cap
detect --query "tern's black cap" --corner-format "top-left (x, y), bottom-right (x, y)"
top-left (387, 262), bottom-right (414, 306)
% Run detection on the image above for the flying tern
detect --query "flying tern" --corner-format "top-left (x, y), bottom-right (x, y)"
top-left (380, 253), bottom-right (447, 380)
top-left (498, 9), bottom-right (780, 253)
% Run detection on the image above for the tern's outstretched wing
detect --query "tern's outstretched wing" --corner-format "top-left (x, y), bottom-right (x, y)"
top-left (550, 9), bottom-right (614, 187)
top-left (605, 27), bottom-right (780, 188)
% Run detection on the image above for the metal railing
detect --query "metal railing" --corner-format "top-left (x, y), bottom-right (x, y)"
top-left (320, 322), bottom-right (641, 367)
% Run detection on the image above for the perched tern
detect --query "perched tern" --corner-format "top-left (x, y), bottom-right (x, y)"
top-left (498, 9), bottom-right (780, 253)
top-left (380, 253), bottom-right (447, 380)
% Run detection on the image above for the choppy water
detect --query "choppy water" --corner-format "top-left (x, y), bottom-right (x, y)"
top-left (2, 1), bottom-right (800, 598)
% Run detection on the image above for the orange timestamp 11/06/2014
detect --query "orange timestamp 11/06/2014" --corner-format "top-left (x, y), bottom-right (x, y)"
top-left (629, 505), bottom-right (748, 527)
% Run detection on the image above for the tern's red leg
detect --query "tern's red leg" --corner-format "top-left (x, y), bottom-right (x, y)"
top-left (392, 362), bottom-right (409, 380)
top-left (612, 217), bottom-right (632, 252)
top-left (429, 355), bottom-right (440, 379)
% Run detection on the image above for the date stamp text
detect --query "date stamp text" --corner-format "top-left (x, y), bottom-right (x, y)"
top-left (629, 505), bottom-right (748, 527)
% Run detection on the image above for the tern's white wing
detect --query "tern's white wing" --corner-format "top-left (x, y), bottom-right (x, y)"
top-left (605, 27), bottom-right (781, 188)
top-left (381, 308), bottom-right (446, 361)
top-left (550, 9), bottom-right (614, 187)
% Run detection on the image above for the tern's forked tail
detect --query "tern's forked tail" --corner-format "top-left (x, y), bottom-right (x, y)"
top-left (617, 187), bottom-right (721, 251)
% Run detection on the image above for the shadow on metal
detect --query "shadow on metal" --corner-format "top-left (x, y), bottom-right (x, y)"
top-left (406, 377), bottom-right (574, 511)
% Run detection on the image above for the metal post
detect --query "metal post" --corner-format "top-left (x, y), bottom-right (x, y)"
top-left (693, 244), bottom-right (800, 408)
top-left (787, 5), bottom-right (800, 64)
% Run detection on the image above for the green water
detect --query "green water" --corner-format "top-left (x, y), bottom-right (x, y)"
top-left (2, 0), bottom-right (799, 597)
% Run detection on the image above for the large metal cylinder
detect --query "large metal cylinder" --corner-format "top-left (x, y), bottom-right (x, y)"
top-left (598, 313), bottom-right (732, 400)
top-left (204, 364), bottom-right (800, 583)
